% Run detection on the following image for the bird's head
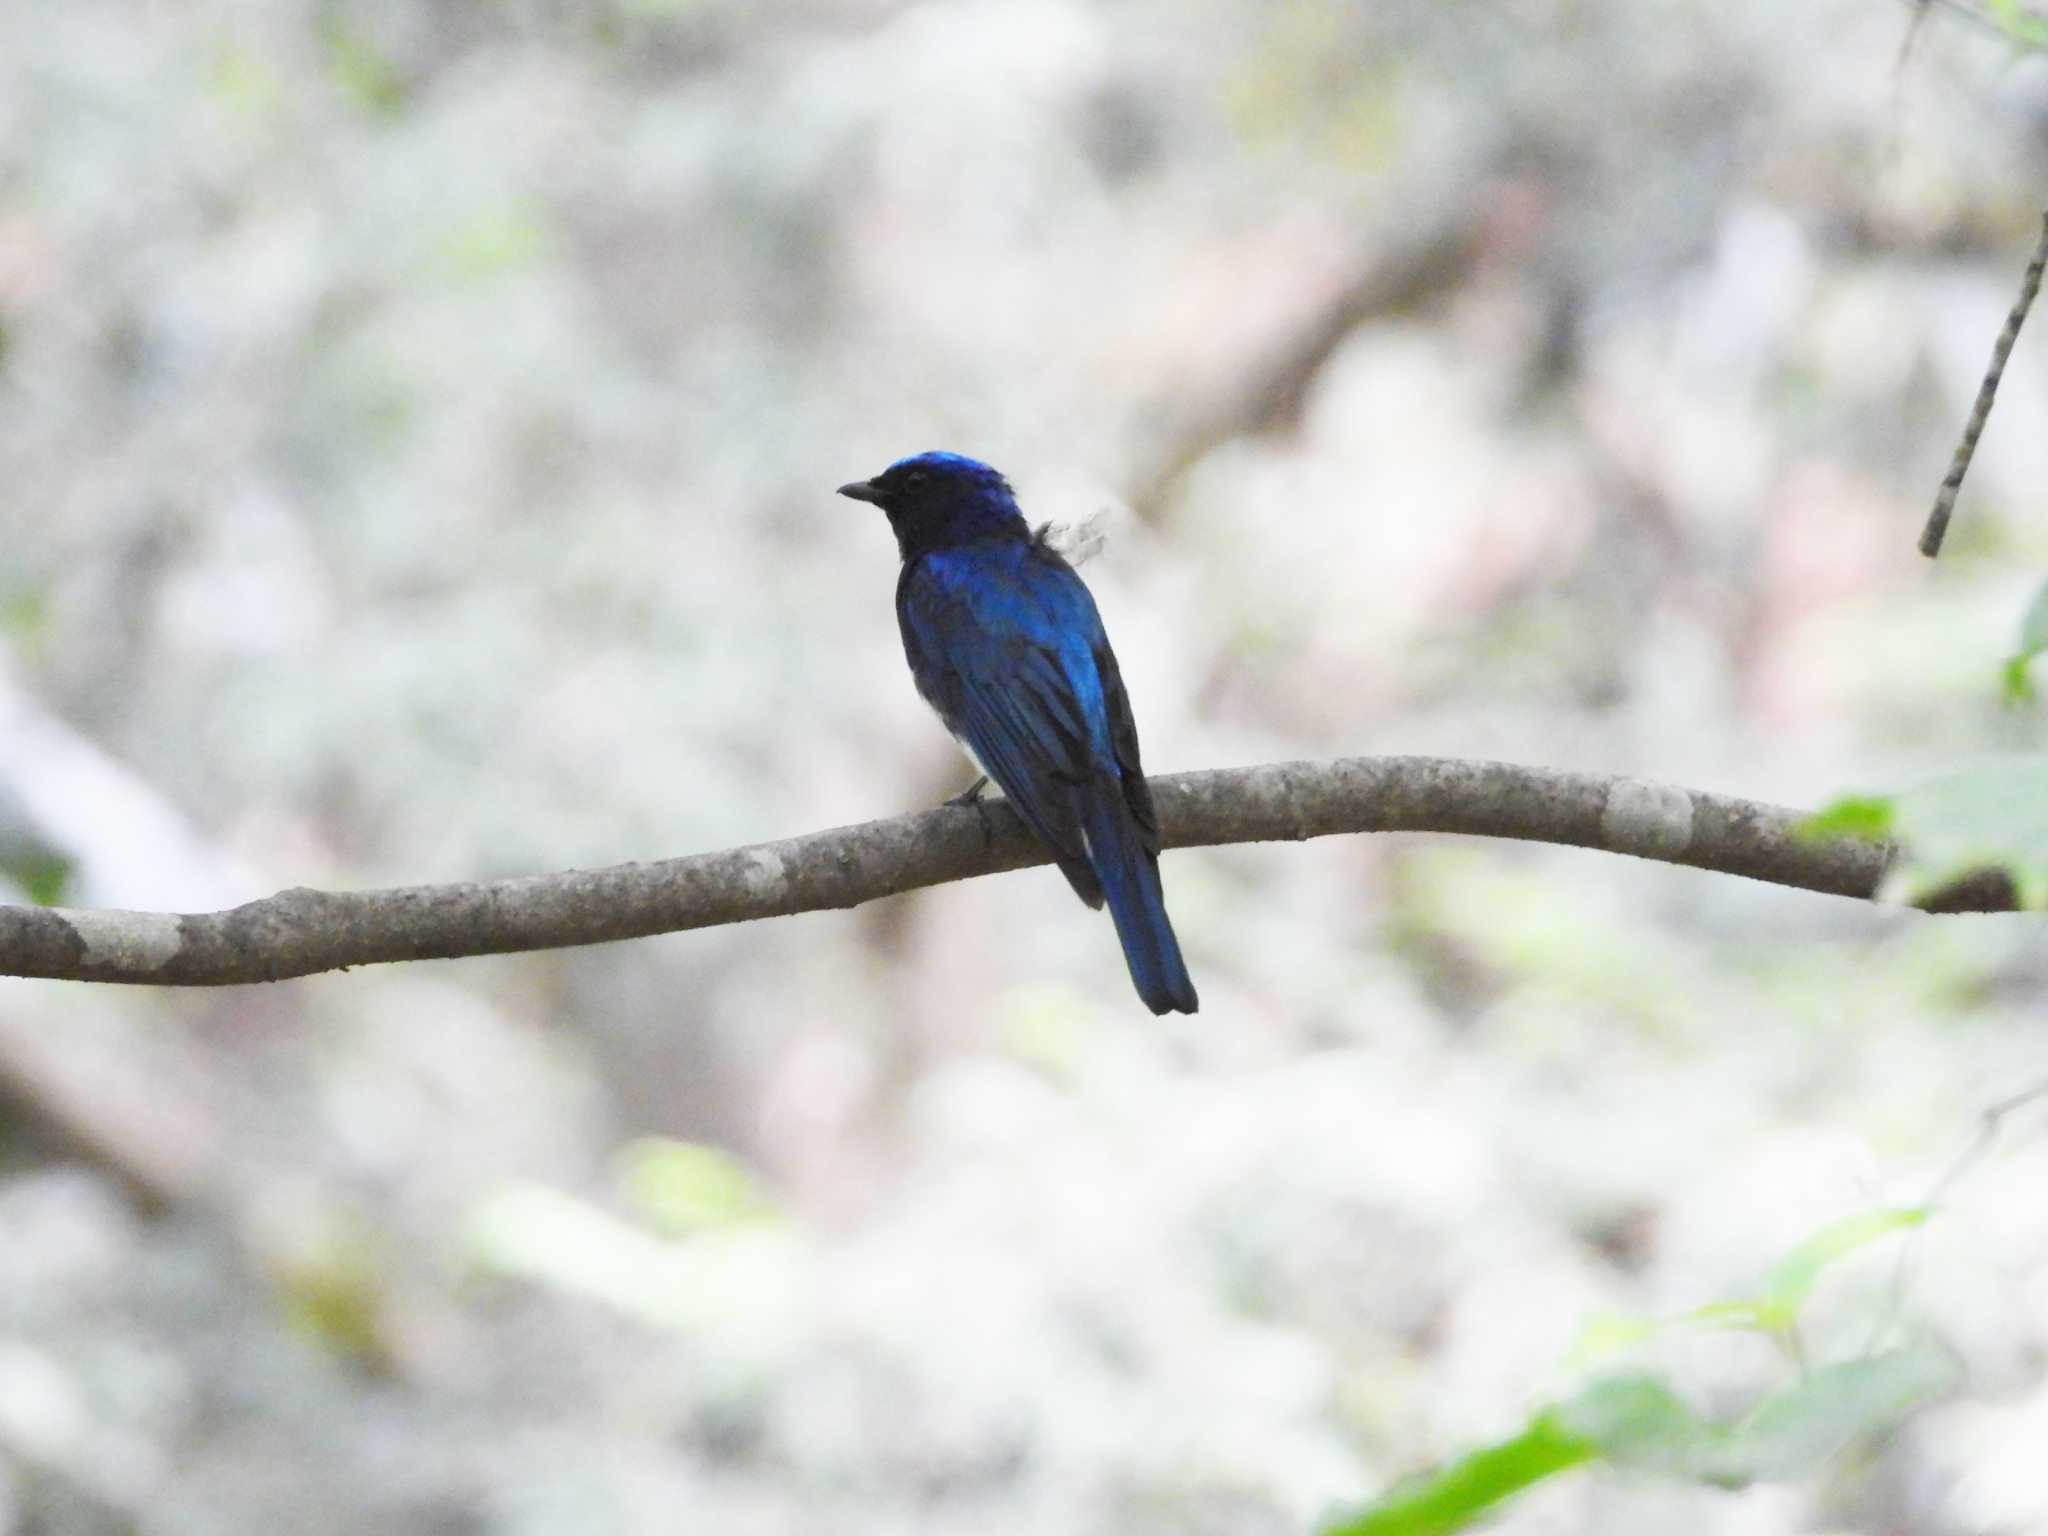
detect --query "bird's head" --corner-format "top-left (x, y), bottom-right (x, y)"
top-left (839, 451), bottom-right (1027, 559)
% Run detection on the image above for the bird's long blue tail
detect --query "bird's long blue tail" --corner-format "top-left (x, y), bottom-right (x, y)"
top-left (1084, 801), bottom-right (1198, 1015)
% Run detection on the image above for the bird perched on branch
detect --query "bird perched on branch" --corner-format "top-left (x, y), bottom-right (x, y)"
top-left (839, 452), bottom-right (1198, 1014)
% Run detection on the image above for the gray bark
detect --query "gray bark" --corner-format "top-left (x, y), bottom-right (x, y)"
top-left (0, 754), bottom-right (2000, 986)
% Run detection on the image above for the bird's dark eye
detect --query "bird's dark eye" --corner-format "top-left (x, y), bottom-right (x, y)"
top-left (906, 470), bottom-right (929, 487)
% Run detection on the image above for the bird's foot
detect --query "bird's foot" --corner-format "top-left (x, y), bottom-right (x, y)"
top-left (944, 775), bottom-right (990, 809)
top-left (945, 776), bottom-right (996, 843)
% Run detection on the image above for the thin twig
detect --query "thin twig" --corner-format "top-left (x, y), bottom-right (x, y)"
top-left (1868, 1078), bottom-right (2048, 1350)
top-left (1920, 212), bottom-right (2048, 558)
top-left (1895, 0), bottom-right (1934, 72)
top-left (1896, 0), bottom-right (2048, 40)
top-left (1924, 1081), bottom-right (2048, 1207)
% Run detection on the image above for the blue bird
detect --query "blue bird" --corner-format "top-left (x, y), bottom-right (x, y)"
top-left (839, 452), bottom-right (1198, 1015)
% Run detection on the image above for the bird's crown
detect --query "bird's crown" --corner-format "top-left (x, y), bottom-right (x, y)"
top-left (881, 451), bottom-right (1011, 493)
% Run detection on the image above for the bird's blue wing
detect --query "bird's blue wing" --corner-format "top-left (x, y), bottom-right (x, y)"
top-left (1090, 631), bottom-right (1160, 853)
top-left (896, 545), bottom-right (1109, 904)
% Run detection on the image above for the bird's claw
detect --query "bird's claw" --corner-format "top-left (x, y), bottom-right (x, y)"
top-left (944, 775), bottom-right (990, 808)
top-left (945, 775), bottom-right (996, 844)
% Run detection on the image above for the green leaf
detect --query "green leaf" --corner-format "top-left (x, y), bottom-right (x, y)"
top-left (1555, 1348), bottom-right (1957, 1489)
top-left (1320, 1413), bottom-right (1595, 1536)
top-left (465, 1181), bottom-right (811, 1378)
top-left (1579, 1209), bottom-right (1926, 1359)
top-left (468, 1181), bottom-right (687, 1325)
top-left (1668, 1209), bottom-right (1926, 1338)
top-left (617, 1137), bottom-right (771, 1234)
top-left (1889, 758), bottom-right (2048, 907)
top-left (1689, 1346), bottom-right (1960, 1485)
top-left (1561, 1312), bottom-right (1658, 1370)
top-left (1326, 1208), bottom-right (1949, 1534)
top-left (1322, 1344), bottom-right (1955, 1533)
top-left (1679, 1299), bottom-right (1772, 1332)
top-left (1797, 795), bottom-right (1894, 844)
top-left (0, 845), bottom-right (74, 907)
top-left (1987, 0), bottom-right (2048, 48)
top-left (2001, 578), bottom-right (2048, 701)
top-left (1553, 1374), bottom-right (1703, 1473)
top-left (2003, 653), bottom-right (2036, 706)
top-left (1752, 1208), bottom-right (1928, 1330)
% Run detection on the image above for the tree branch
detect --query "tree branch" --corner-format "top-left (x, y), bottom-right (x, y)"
top-left (0, 754), bottom-right (2013, 986)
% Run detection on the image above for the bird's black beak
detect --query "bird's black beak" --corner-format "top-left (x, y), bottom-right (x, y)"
top-left (837, 479), bottom-right (884, 505)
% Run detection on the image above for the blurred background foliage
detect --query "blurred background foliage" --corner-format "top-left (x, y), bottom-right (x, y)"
top-left (3, 0), bottom-right (2048, 1531)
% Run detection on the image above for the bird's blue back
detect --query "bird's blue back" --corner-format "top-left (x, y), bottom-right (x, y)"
top-left (900, 539), bottom-right (1114, 780)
